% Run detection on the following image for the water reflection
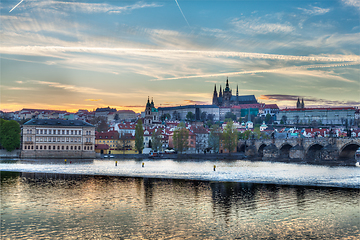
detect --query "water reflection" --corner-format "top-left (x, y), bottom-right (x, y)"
top-left (1, 172), bottom-right (359, 239)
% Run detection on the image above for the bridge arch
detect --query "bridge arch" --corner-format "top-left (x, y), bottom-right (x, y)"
top-left (339, 143), bottom-right (360, 159)
top-left (258, 144), bottom-right (267, 157)
top-left (238, 144), bottom-right (246, 152)
top-left (306, 144), bottom-right (324, 161)
top-left (279, 143), bottom-right (293, 159)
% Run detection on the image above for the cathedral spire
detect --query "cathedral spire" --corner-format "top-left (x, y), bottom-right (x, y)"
top-left (219, 85), bottom-right (222, 97)
top-left (213, 84), bottom-right (217, 96)
top-left (236, 84), bottom-right (239, 96)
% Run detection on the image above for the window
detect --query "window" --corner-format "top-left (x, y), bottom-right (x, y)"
top-left (71, 138), bottom-right (73, 142)
top-left (24, 146), bottom-right (27, 150)
top-left (53, 146), bottom-right (55, 150)
top-left (44, 130), bottom-right (47, 134)
top-left (40, 145), bottom-right (42, 150)
top-left (66, 146), bottom-right (69, 150)
top-left (79, 130), bottom-right (81, 135)
top-left (62, 130), bottom-right (65, 135)
top-left (58, 130), bottom-right (61, 134)
top-left (36, 130), bottom-right (39, 134)
top-left (74, 146), bottom-right (76, 150)
top-left (30, 130), bottom-right (32, 134)
top-left (53, 137), bottom-right (56, 142)
top-left (40, 130), bottom-right (43, 134)
top-left (44, 146), bottom-right (46, 150)
top-left (66, 138), bottom-right (69, 142)
top-left (27, 129), bottom-right (29, 134)
top-left (90, 146), bottom-right (92, 150)
top-left (71, 146), bottom-right (73, 150)
top-left (84, 146), bottom-right (86, 150)
top-left (31, 146), bottom-right (34, 149)
top-left (57, 146), bottom-right (60, 150)
top-left (36, 146), bottom-right (38, 149)
top-left (62, 146), bottom-right (64, 150)
top-left (71, 130), bottom-right (73, 135)
top-left (75, 131), bottom-right (77, 135)
top-left (67, 130), bottom-right (69, 135)
top-left (53, 130), bottom-right (56, 134)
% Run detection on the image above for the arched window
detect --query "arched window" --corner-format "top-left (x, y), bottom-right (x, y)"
top-left (24, 146), bottom-right (27, 150)
top-left (31, 146), bottom-right (34, 149)
top-left (74, 146), bottom-right (76, 150)
top-left (44, 146), bottom-right (46, 150)
top-left (53, 146), bottom-right (55, 150)
top-left (66, 146), bottom-right (69, 150)
top-left (40, 145), bottom-right (42, 150)
top-left (90, 146), bottom-right (92, 150)
top-left (57, 146), bottom-right (60, 150)
top-left (70, 146), bottom-right (73, 150)
top-left (62, 146), bottom-right (64, 150)
top-left (84, 146), bottom-right (86, 150)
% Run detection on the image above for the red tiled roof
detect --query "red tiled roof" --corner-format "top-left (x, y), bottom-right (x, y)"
top-left (95, 144), bottom-right (110, 150)
top-left (281, 107), bottom-right (356, 112)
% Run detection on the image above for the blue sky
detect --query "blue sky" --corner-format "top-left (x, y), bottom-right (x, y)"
top-left (1, 0), bottom-right (359, 113)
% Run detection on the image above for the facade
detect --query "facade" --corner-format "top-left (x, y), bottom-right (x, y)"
top-left (22, 119), bottom-right (96, 159)
top-left (212, 78), bottom-right (258, 107)
top-left (278, 107), bottom-right (357, 125)
top-left (143, 97), bottom-right (160, 126)
top-left (158, 105), bottom-right (220, 121)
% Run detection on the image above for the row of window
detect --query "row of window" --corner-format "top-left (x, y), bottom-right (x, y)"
top-left (32, 129), bottom-right (83, 135)
top-left (24, 145), bottom-right (93, 151)
top-left (36, 137), bottom-right (83, 143)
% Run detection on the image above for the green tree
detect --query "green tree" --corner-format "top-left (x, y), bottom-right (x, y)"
top-left (160, 113), bottom-right (171, 122)
top-left (222, 121), bottom-right (238, 154)
top-left (208, 124), bottom-right (221, 153)
top-left (186, 112), bottom-right (195, 121)
top-left (238, 130), bottom-right (252, 140)
top-left (151, 128), bottom-right (162, 152)
top-left (135, 119), bottom-right (144, 154)
top-left (0, 119), bottom-right (21, 152)
top-left (265, 113), bottom-right (272, 124)
top-left (225, 112), bottom-right (236, 121)
top-left (173, 122), bottom-right (189, 153)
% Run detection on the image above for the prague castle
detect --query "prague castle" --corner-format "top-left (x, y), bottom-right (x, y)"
top-left (212, 78), bottom-right (258, 107)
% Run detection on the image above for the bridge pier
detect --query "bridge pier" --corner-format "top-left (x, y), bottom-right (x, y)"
top-left (289, 144), bottom-right (305, 161)
top-left (321, 144), bottom-right (339, 161)
top-left (263, 144), bottom-right (279, 160)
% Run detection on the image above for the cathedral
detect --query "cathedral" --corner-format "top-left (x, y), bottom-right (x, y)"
top-left (212, 78), bottom-right (258, 107)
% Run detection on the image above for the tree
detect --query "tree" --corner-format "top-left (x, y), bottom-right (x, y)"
top-left (151, 129), bottom-right (162, 152)
top-left (222, 121), bottom-right (238, 154)
top-left (225, 112), bottom-right (236, 121)
top-left (172, 122), bottom-right (189, 153)
top-left (208, 124), bottom-right (221, 153)
top-left (281, 115), bottom-right (287, 125)
top-left (135, 119), bottom-right (144, 154)
top-left (89, 116), bottom-right (109, 132)
top-left (172, 111), bottom-right (180, 120)
top-left (0, 119), bottom-right (21, 152)
top-left (160, 113), bottom-right (171, 122)
top-left (265, 113), bottom-right (272, 124)
top-left (114, 113), bottom-right (120, 121)
top-left (200, 111), bottom-right (207, 121)
top-left (186, 112), bottom-right (195, 121)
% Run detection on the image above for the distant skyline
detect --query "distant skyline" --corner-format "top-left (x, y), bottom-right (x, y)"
top-left (1, 0), bottom-right (359, 113)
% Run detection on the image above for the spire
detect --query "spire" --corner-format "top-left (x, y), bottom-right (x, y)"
top-left (301, 98), bottom-right (305, 108)
top-left (226, 77), bottom-right (229, 88)
top-left (146, 96), bottom-right (151, 108)
top-left (213, 84), bottom-right (217, 96)
top-left (236, 84), bottom-right (239, 96)
top-left (296, 98), bottom-right (300, 108)
top-left (219, 86), bottom-right (223, 97)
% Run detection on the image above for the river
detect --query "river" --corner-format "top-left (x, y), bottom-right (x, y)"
top-left (1, 159), bottom-right (359, 239)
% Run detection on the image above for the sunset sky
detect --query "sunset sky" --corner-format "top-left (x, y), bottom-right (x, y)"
top-left (1, 0), bottom-right (359, 113)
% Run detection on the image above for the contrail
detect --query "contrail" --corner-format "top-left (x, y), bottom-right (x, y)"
top-left (9, 0), bottom-right (24, 12)
top-left (174, 0), bottom-right (190, 26)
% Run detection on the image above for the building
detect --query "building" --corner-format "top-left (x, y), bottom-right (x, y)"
top-left (22, 119), bottom-right (95, 159)
top-left (94, 107), bottom-right (117, 118)
top-left (278, 107), bottom-right (357, 125)
top-left (143, 97), bottom-right (161, 126)
top-left (212, 78), bottom-right (258, 107)
top-left (158, 105), bottom-right (220, 121)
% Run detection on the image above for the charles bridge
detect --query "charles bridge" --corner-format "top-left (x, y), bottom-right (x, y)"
top-left (238, 137), bottom-right (360, 163)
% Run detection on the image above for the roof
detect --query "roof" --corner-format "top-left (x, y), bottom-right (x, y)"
top-left (23, 119), bottom-right (94, 127)
top-left (158, 105), bottom-right (219, 111)
top-left (281, 107), bottom-right (356, 112)
top-left (96, 130), bottom-right (119, 139)
top-left (263, 104), bottom-right (279, 109)
top-left (95, 144), bottom-right (110, 150)
top-left (217, 95), bottom-right (258, 104)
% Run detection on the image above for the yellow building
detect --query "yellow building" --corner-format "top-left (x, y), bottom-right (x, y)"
top-left (95, 131), bottom-right (137, 154)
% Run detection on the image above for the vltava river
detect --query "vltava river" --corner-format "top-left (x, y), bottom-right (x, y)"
top-left (1, 159), bottom-right (359, 239)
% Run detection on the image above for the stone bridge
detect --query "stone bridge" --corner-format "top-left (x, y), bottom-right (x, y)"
top-left (238, 138), bottom-right (360, 163)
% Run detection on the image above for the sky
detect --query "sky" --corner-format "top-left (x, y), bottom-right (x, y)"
top-left (0, 0), bottom-right (359, 113)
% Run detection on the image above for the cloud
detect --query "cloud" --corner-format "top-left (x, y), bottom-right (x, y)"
top-left (16, 1), bottom-right (162, 14)
top-left (182, 100), bottom-right (209, 105)
top-left (231, 18), bottom-right (294, 35)
top-left (85, 99), bottom-right (102, 102)
top-left (298, 6), bottom-right (331, 15)
top-left (259, 94), bottom-right (360, 107)
top-left (342, 0), bottom-right (360, 10)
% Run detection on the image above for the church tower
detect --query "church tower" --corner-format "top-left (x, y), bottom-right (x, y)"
top-left (301, 98), bottom-right (305, 108)
top-left (219, 85), bottom-right (222, 98)
top-left (212, 84), bottom-right (218, 105)
top-left (296, 98), bottom-right (301, 108)
top-left (223, 77), bottom-right (232, 107)
top-left (144, 97), bottom-right (153, 126)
